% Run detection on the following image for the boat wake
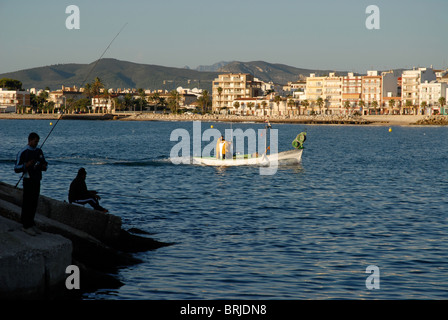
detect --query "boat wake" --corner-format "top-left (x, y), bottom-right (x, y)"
top-left (49, 155), bottom-right (176, 167)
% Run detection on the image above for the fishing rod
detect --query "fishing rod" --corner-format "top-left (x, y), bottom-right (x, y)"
top-left (14, 22), bottom-right (128, 188)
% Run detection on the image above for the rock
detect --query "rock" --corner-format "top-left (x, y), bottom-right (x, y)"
top-left (0, 181), bottom-right (172, 298)
top-left (0, 216), bottom-right (72, 299)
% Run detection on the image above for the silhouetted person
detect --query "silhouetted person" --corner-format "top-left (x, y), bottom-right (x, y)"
top-left (14, 132), bottom-right (47, 236)
top-left (69, 168), bottom-right (108, 212)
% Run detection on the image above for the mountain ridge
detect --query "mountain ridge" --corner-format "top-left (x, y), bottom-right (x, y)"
top-left (0, 58), bottom-right (355, 91)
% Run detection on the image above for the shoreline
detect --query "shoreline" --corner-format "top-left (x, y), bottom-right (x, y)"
top-left (0, 112), bottom-right (446, 126)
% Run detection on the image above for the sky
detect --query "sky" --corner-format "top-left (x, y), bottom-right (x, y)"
top-left (0, 0), bottom-right (447, 75)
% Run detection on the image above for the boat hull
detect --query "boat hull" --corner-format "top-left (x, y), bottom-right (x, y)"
top-left (192, 149), bottom-right (303, 167)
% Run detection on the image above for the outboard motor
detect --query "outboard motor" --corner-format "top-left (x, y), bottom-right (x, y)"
top-left (292, 132), bottom-right (306, 149)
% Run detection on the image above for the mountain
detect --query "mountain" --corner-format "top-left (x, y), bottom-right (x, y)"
top-left (217, 61), bottom-right (349, 84)
top-left (0, 59), bottom-right (220, 91)
top-left (195, 61), bottom-right (233, 72)
top-left (0, 58), bottom-right (356, 91)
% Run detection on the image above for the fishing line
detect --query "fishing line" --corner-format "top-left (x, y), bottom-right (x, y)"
top-left (14, 22), bottom-right (128, 188)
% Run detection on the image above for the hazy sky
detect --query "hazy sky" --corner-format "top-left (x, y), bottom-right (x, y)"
top-left (1, 0), bottom-right (447, 74)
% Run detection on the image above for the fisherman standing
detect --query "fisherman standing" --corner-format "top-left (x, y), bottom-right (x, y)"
top-left (14, 132), bottom-right (48, 236)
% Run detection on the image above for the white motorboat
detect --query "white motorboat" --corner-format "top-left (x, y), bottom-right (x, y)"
top-left (192, 131), bottom-right (306, 167)
top-left (192, 148), bottom-right (303, 167)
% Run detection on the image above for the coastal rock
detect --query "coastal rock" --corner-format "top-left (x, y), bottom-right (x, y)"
top-left (0, 181), bottom-right (172, 298)
top-left (414, 115), bottom-right (448, 125)
top-left (0, 216), bottom-right (72, 299)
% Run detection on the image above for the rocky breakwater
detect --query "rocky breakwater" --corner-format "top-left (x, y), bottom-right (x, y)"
top-left (0, 181), bottom-right (172, 299)
top-left (121, 112), bottom-right (372, 125)
top-left (414, 115), bottom-right (448, 125)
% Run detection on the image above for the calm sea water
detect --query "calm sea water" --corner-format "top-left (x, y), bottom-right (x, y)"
top-left (1, 119), bottom-right (447, 300)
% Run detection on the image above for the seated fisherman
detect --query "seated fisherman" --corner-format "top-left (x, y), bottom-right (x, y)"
top-left (68, 168), bottom-right (108, 212)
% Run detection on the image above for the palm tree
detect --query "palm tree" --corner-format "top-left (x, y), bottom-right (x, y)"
top-left (352, 101), bottom-right (357, 115)
top-left (66, 97), bottom-right (75, 114)
top-left (91, 77), bottom-right (104, 96)
top-left (287, 98), bottom-right (295, 116)
top-left (325, 98), bottom-right (330, 114)
top-left (37, 90), bottom-right (49, 114)
top-left (420, 101), bottom-right (427, 115)
top-left (247, 102), bottom-right (255, 116)
top-left (439, 97), bottom-right (446, 115)
top-left (158, 97), bottom-right (167, 113)
top-left (46, 101), bottom-right (55, 114)
top-left (344, 101), bottom-right (351, 115)
top-left (101, 88), bottom-right (111, 113)
top-left (405, 100), bottom-right (413, 115)
top-left (388, 99), bottom-right (395, 115)
top-left (301, 99), bottom-right (309, 115)
top-left (217, 87), bottom-right (223, 112)
top-left (261, 101), bottom-right (268, 116)
top-left (316, 97), bottom-right (324, 114)
top-left (150, 92), bottom-right (160, 113)
top-left (372, 100), bottom-right (379, 115)
top-left (138, 88), bottom-right (147, 113)
top-left (198, 90), bottom-right (211, 114)
top-left (274, 95), bottom-right (282, 116)
top-left (359, 100), bottom-right (365, 115)
top-left (112, 97), bottom-right (123, 112)
top-left (168, 90), bottom-right (181, 114)
top-left (124, 93), bottom-right (133, 111)
top-left (233, 101), bottom-right (240, 115)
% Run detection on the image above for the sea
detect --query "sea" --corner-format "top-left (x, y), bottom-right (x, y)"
top-left (0, 119), bottom-right (447, 300)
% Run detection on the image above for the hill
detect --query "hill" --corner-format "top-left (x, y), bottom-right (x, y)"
top-left (218, 61), bottom-right (349, 84)
top-left (0, 58), bottom-right (355, 91)
top-left (0, 59), bottom-right (220, 91)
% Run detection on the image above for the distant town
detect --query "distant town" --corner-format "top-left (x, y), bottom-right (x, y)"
top-left (1, 66), bottom-right (447, 116)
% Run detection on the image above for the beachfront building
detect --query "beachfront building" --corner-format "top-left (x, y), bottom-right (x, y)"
top-left (401, 67), bottom-right (436, 114)
top-left (361, 71), bottom-right (382, 115)
top-left (323, 73), bottom-right (342, 114)
top-left (0, 88), bottom-right (30, 113)
top-left (49, 85), bottom-right (84, 110)
top-left (342, 73), bottom-right (362, 114)
top-left (361, 71), bottom-right (398, 115)
top-left (91, 93), bottom-right (119, 113)
top-left (212, 73), bottom-right (262, 113)
top-left (158, 91), bottom-right (199, 110)
top-left (418, 81), bottom-right (447, 115)
top-left (305, 74), bottom-right (325, 114)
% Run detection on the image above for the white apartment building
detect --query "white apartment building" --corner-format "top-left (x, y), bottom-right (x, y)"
top-left (401, 67), bottom-right (436, 107)
top-left (419, 81), bottom-right (447, 114)
top-left (212, 73), bottom-right (262, 113)
top-left (323, 73), bottom-right (342, 114)
top-left (305, 74), bottom-right (325, 113)
top-left (305, 73), bottom-right (342, 114)
top-left (0, 88), bottom-right (30, 112)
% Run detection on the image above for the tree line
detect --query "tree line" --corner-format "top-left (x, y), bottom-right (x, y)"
top-left (13, 77), bottom-right (211, 114)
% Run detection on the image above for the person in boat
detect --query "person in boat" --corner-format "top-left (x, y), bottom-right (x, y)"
top-left (216, 135), bottom-right (226, 159)
top-left (68, 168), bottom-right (108, 213)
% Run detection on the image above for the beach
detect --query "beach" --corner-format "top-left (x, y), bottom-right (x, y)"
top-left (1, 112), bottom-right (444, 126)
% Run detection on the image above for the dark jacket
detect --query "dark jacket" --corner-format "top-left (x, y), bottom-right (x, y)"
top-left (14, 145), bottom-right (47, 181)
top-left (68, 176), bottom-right (93, 203)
